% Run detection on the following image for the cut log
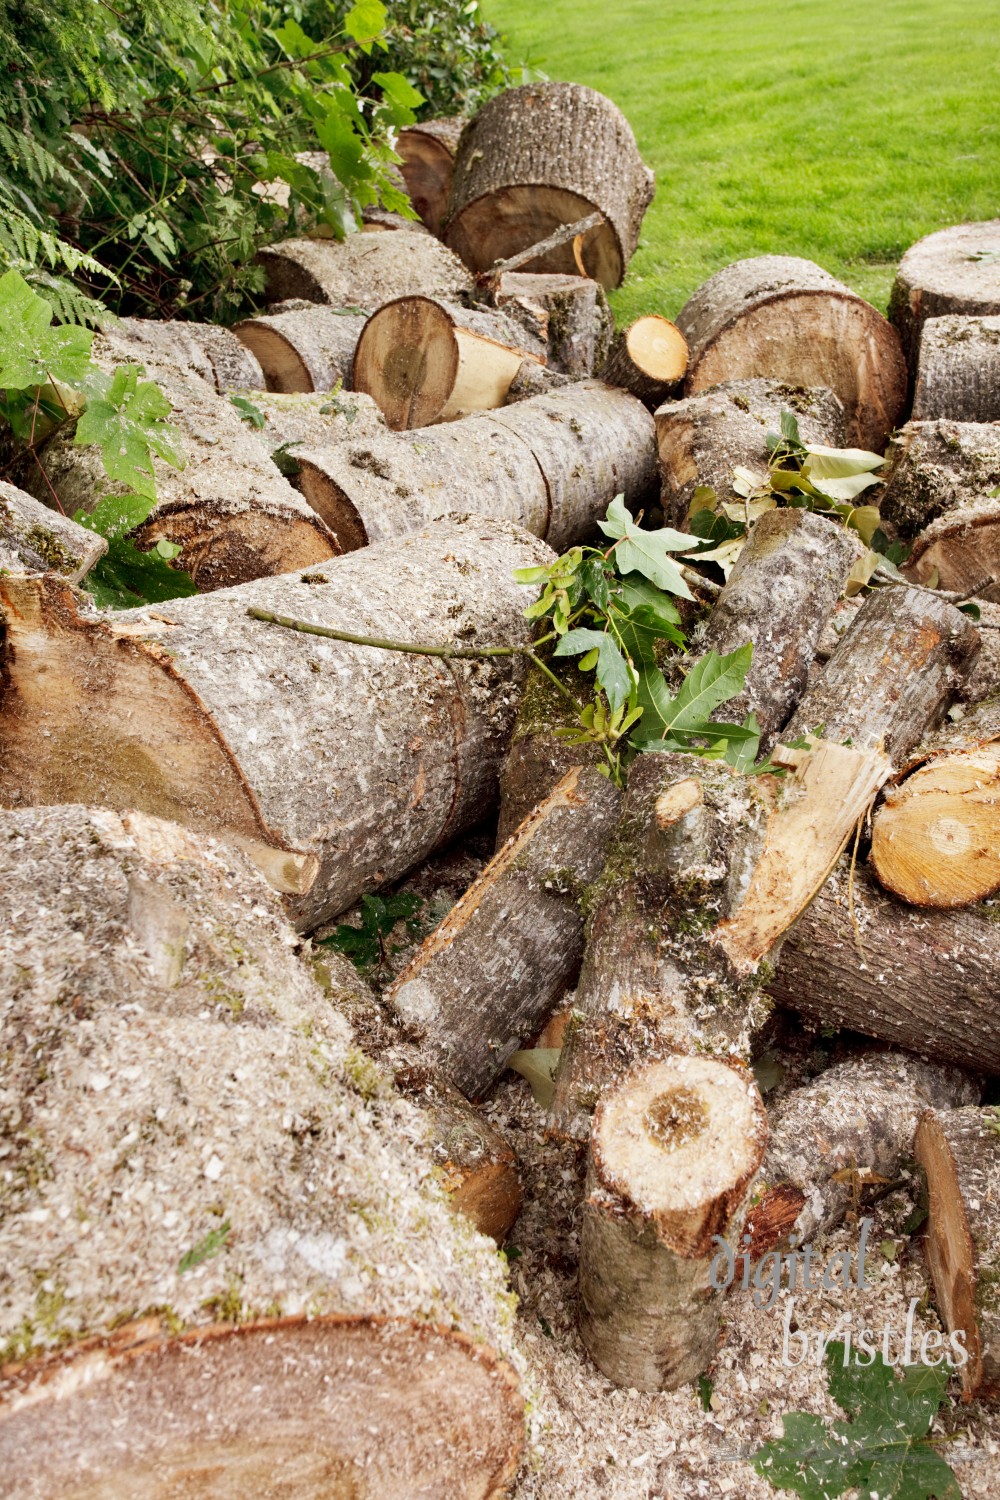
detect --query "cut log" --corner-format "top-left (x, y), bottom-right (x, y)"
top-left (490, 270), bottom-right (613, 376)
top-left (0, 802), bottom-right (523, 1495)
top-left (675, 256), bottom-right (908, 451)
top-left (916, 1105), bottom-right (1000, 1401)
top-left (0, 515), bottom-right (552, 930)
top-left (233, 306), bottom-right (369, 393)
top-left (242, 390), bottom-right (388, 459)
top-left (504, 359), bottom-right (572, 403)
top-left (889, 219), bottom-right (1000, 375)
top-left (444, 82), bottom-right (654, 289)
top-left (655, 380), bottom-right (848, 529)
top-left (601, 316), bottom-right (688, 408)
top-left (95, 317), bottom-right (264, 392)
top-left (912, 315), bottom-right (1000, 423)
top-left (397, 116), bottom-right (467, 236)
top-left (388, 765), bottom-right (622, 1100)
top-left (0, 479), bottom-right (106, 583)
top-left (352, 295), bottom-right (545, 430)
top-left (880, 419), bottom-right (1000, 541)
top-left (579, 1055), bottom-right (767, 1391)
top-left (747, 1052), bottom-right (979, 1257)
top-left (496, 661), bottom-right (598, 845)
top-left (359, 205), bottom-right (432, 233)
top-left (256, 231), bottom-right (472, 306)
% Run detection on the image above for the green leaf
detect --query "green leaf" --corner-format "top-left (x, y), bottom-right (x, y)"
top-left (343, 0), bottom-right (387, 43)
top-left (79, 492), bottom-right (155, 539)
top-left (781, 408), bottom-right (803, 444)
top-left (75, 365), bottom-right (183, 499)
top-left (635, 645), bottom-right (753, 739)
top-left (372, 71), bottom-right (425, 110)
top-left (81, 533), bottom-right (198, 610)
top-left (179, 1220), bottom-right (231, 1274)
top-left (801, 444), bottom-right (885, 503)
top-left (507, 1048), bottom-right (561, 1108)
top-left (554, 628), bottom-right (631, 713)
top-left (318, 891), bottom-right (421, 974)
top-left (230, 394), bottom-right (266, 428)
top-left (597, 493), bottom-right (698, 600)
top-left (0, 269), bottom-right (94, 389)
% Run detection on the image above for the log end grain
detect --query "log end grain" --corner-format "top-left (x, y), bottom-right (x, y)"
top-left (890, 220), bottom-right (1000, 373)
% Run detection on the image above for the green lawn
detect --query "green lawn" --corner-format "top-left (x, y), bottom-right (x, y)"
top-left (484, 0), bottom-right (1000, 324)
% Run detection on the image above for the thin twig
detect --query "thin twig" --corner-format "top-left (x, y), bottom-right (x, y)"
top-left (479, 211), bottom-right (604, 283)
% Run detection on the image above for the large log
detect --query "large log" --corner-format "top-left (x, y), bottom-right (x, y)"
top-left (352, 295), bottom-right (545, 429)
top-left (397, 116), bottom-right (467, 236)
top-left (256, 230), bottom-right (473, 306)
top-left (0, 516), bottom-right (551, 931)
top-left (601, 316), bottom-right (688, 409)
top-left (490, 270), bottom-right (613, 376)
top-left (0, 479), bottom-right (106, 583)
top-left (96, 317), bottom-right (264, 392)
top-left (880, 419), bottom-right (1000, 540)
top-left (912, 315), bottom-right (1000, 423)
top-left (0, 803), bottom-right (523, 1496)
top-left (889, 219), bottom-right (1000, 375)
top-left (675, 256), bottom-right (908, 451)
top-left (443, 82), bottom-right (654, 289)
top-left (233, 304), bottom-right (369, 393)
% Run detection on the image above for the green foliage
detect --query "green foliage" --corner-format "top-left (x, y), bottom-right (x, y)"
top-left (178, 1220), bottom-right (233, 1273)
top-left (752, 1341), bottom-right (960, 1500)
top-left (319, 891), bottom-right (423, 973)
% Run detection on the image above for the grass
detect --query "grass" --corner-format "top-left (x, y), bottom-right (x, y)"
top-left (485, 0), bottom-right (1000, 324)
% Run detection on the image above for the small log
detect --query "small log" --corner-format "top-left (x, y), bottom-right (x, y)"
top-left (912, 315), bottom-right (1000, 422)
top-left (916, 1105), bottom-right (1000, 1401)
top-left (256, 230), bottom-right (473, 306)
top-left (0, 479), bottom-right (106, 583)
top-left (655, 380), bottom-right (847, 528)
top-left (388, 765), bottom-right (622, 1100)
top-left (579, 1055), bottom-right (767, 1391)
top-left (675, 256), bottom-right (907, 451)
top-left (747, 1052), bottom-right (979, 1256)
top-left (444, 82), bottom-right (654, 289)
top-left (490, 270), bottom-right (614, 376)
top-left (234, 305), bottom-right (369, 392)
top-left (352, 295), bottom-right (545, 430)
top-left (880, 419), bottom-right (1000, 540)
top-left (397, 116), bottom-right (467, 236)
top-left (600, 316), bottom-right (688, 408)
top-left (496, 661), bottom-right (597, 844)
top-left (242, 389), bottom-right (388, 458)
top-left (889, 219), bottom-right (1000, 374)
top-left (504, 358), bottom-right (572, 402)
top-left (0, 515), bottom-right (551, 930)
top-left (96, 316), bottom-right (264, 392)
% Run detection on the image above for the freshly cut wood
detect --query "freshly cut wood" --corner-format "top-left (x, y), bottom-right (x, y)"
top-left (0, 516), bottom-right (551, 930)
top-left (880, 419), bottom-right (1000, 539)
top-left (889, 219), bottom-right (1000, 373)
top-left (96, 317), bottom-right (264, 392)
top-left (601, 316), bottom-right (688, 408)
top-left (747, 1052), bottom-right (979, 1257)
top-left (256, 231), bottom-right (472, 306)
top-left (655, 380), bottom-right (847, 528)
top-left (699, 508), bottom-right (866, 750)
top-left (397, 116), bottom-right (467, 236)
top-left (579, 1055), bottom-right (766, 1391)
top-left (0, 479), bottom-right (106, 583)
top-left (675, 256), bottom-right (907, 451)
top-left (444, 82), bottom-right (654, 289)
top-left (352, 295), bottom-right (545, 430)
top-left (388, 765), bottom-right (622, 1100)
top-left (912, 315), bottom-right (1000, 422)
top-left (234, 305), bottom-right (369, 392)
top-left (916, 1105), bottom-right (1000, 1401)
top-left (0, 802), bottom-right (523, 1496)
top-left (491, 270), bottom-right (613, 376)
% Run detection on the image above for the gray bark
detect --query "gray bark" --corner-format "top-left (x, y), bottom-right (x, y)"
top-left (234, 306), bottom-right (369, 392)
top-left (490, 271), bottom-right (614, 376)
top-left (880, 419), bottom-right (1000, 538)
top-left (497, 661), bottom-right (599, 844)
top-left (889, 219), bottom-right (1000, 375)
top-left (95, 318), bottom-right (264, 392)
top-left (256, 231), bottom-right (472, 306)
top-left (600, 317), bottom-right (688, 408)
top-left (912, 315), bottom-right (1000, 423)
top-left (0, 479), bottom-right (106, 583)
top-left (397, 116), bottom-right (467, 236)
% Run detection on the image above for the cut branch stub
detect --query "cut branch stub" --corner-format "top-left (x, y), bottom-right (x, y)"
top-left (600, 316), bottom-right (688, 408)
top-left (444, 82), bottom-right (654, 289)
top-left (579, 1055), bottom-right (767, 1391)
top-left (489, 271), bottom-right (614, 376)
top-left (397, 116), bottom-right (467, 236)
top-left (234, 306), bottom-right (369, 393)
top-left (0, 479), bottom-right (106, 583)
top-left (675, 255), bottom-right (907, 451)
top-left (256, 231), bottom-right (473, 306)
top-left (912, 315), bottom-right (1000, 423)
top-left (889, 219), bottom-right (1000, 375)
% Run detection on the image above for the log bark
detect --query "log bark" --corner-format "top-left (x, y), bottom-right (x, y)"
top-left (95, 317), bottom-right (264, 392)
top-left (579, 1055), bottom-right (766, 1390)
top-left (490, 270), bottom-right (613, 376)
top-left (675, 256), bottom-right (907, 451)
top-left (912, 315), bottom-right (1000, 423)
top-left (746, 1051), bottom-right (979, 1257)
top-left (444, 82), bottom-right (654, 289)
top-left (352, 295), bottom-right (545, 430)
top-left (359, 206), bottom-right (432, 233)
top-left (655, 380), bottom-right (847, 529)
top-left (233, 306), bottom-right (369, 393)
top-left (0, 803), bottom-right (523, 1496)
top-left (256, 231), bottom-right (473, 306)
top-left (916, 1105), bottom-right (1000, 1401)
top-left (600, 316), bottom-right (688, 408)
top-left (880, 419), bottom-right (1000, 540)
top-left (496, 661), bottom-right (599, 844)
top-left (388, 765), bottom-right (622, 1100)
top-left (241, 389), bottom-right (388, 458)
top-left (0, 479), bottom-right (106, 583)
top-left (889, 219), bottom-right (1000, 375)
top-left (0, 516), bottom-right (552, 931)
top-left (397, 116), bottom-right (467, 236)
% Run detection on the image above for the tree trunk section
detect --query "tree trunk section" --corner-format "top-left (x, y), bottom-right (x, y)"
top-left (889, 219), bottom-right (1000, 376)
top-left (490, 270), bottom-right (614, 376)
top-left (96, 317), bottom-right (264, 392)
top-left (880, 419), bottom-right (1000, 540)
top-left (496, 661), bottom-right (599, 844)
top-left (579, 1055), bottom-right (766, 1390)
top-left (234, 306), bottom-right (369, 393)
top-left (600, 316), bottom-right (688, 408)
top-left (388, 765), bottom-right (622, 1100)
top-left (256, 231), bottom-right (472, 306)
top-left (352, 295), bottom-right (545, 430)
top-left (397, 117), bottom-right (467, 236)
top-left (912, 315), bottom-right (1000, 422)
top-left (444, 82), bottom-right (654, 289)
top-left (359, 206), bottom-right (432, 233)
top-left (0, 515), bottom-right (552, 931)
top-left (675, 256), bottom-right (907, 451)
top-left (0, 478), bottom-right (106, 583)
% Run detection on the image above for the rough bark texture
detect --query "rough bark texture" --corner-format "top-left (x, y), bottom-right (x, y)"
top-left (880, 419), bottom-right (1000, 540)
top-left (0, 479), bottom-right (106, 583)
top-left (96, 318), bottom-right (264, 392)
top-left (655, 380), bottom-right (847, 528)
top-left (359, 206), bottom-right (432, 233)
top-left (504, 359), bottom-right (572, 402)
top-left (388, 765), bottom-right (622, 1100)
top-left (0, 515), bottom-right (552, 931)
top-left (916, 1105), bottom-right (1000, 1401)
top-left (0, 803), bottom-right (522, 1496)
top-left (675, 257), bottom-right (907, 451)
top-left (397, 116), bottom-right (467, 236)
top-left (234, 306), bottom-right (369, 393)
top-left (241, 389), bottom-right (387, 458)
top-left (747, 1051), bottom-right (980, 1256)
top-left (697, 508), bottom-right (866, 751)
top-left (444, 82), bottom-right (654, 289)
top-left (256, 231), bottom-right (473, 306)
top-left (768, 856), bottom-right (1000, 1075)
top-left (490, 271), bottom-right (614, 376)
top-left (889, 219), bottom-right (1000, 375)
top-left (579, 1056), bottom-right (767, 1391)
top-left (912, 315), bottom-right (1000, 423)
top-left (600, 316), bottom-right (689, 408)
